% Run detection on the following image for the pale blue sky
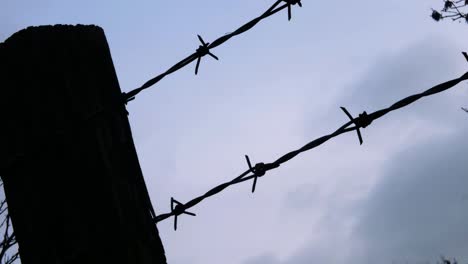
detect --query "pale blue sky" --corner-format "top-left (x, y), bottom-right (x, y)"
top-left (1, 1), bottom-right (467, 264)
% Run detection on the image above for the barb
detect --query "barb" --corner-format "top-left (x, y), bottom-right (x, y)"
top-left (122, 0), bottom-right (298, 103)
top-left (284, 0), bottom-right (303, 21)
top-left (155, 69), bottom-right (468, 229)
top-left (340, 107), bottom-right (372, 145)
top-left (245, 155), bottom-right (279, 193)
top-left (195, 35), bottom-right (218, 75)
top-left (170, 197), bottom-right (196, 231)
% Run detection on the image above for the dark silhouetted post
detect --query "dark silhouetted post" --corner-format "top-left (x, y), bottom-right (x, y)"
top-left (0, 25), bottom-right (166, 264)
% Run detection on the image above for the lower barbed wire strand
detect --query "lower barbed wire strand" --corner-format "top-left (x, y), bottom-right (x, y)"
top-left (154, 72), bottom-right (467, 227)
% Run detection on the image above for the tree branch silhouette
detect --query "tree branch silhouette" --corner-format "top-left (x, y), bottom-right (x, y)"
top-left (431, 0), bottom-right (468, 23)
top-left (0, 181), bottom-right (18, 264)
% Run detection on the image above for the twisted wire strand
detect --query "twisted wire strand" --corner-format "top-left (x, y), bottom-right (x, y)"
top-left (154, 71), bottom-right (468, 228)
top-left (123, 0), bottom-right (296, 102)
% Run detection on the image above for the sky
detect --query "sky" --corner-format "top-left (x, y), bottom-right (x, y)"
top-left (1, 0), bottom-right (468, 263)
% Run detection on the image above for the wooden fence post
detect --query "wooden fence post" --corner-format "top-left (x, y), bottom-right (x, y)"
top-left (0, 25), bottom-right (167, 264)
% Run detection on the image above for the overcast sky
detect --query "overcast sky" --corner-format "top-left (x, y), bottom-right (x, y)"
top-left (2, 1), bottom-right (468, 263)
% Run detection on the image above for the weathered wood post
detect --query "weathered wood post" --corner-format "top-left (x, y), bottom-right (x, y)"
top-left (0, 25), bottom-right (167, 264)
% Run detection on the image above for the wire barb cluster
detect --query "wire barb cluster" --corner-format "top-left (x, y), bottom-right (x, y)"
top-left (284, 0), bottom-right (303, 20)
top-left (245, 155), bottom-right (279, 193)
top-left (340, 107), bottom-right (372, 145)
top-left (170, 197), bottom-right (196, 231)
top-left (154, 60), bottom-right (468, 230)
top-left (195, 35), bottom-right (218, 75)
top-left (122, 0), bottom-right (301, 103)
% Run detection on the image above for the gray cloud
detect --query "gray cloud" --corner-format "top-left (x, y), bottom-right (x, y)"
top-left (352, 125), bottom-right (468, 264)
top-left (243, 254), bottom-right (280, 264)
top-left (341, 37), bottom-right (468, 264)
top-left (246, 36), bottom-right (468, 264)
top-left (246, 121), bottom-right (468, 264)
top-left (306, 35), bottom-right (467, 131)
top-left (338, 35), bottom-right (466, 125)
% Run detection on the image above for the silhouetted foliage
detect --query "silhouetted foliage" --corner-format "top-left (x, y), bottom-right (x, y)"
top-left (0, 181), bottom-right (18, 264)
top-left (431, 0), bottom-right (468, 23)
top-left (438, 255), bottom-right (463, 264)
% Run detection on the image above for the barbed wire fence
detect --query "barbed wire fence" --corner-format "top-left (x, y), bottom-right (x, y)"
top-left (0, 2), bottom-right (304, 262)
top-left (116, 0), bottom-right (468, 230)
top-left (0, 0), bottom-right (467, 262)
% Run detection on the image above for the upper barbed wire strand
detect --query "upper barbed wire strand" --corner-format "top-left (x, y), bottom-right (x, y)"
top-left (123, 0), bottom-right (293, 102)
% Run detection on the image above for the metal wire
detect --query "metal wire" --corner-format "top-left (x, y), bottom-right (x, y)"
top-left (122, 0), bottom-right (302, 103)
top-left (155, 70), bottom-right (468, 230)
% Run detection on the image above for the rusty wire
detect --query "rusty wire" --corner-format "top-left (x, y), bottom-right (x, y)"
top-left (155, 70), bottom-right (468, 230)
top-left (122, 0), bottom-right (302, 103)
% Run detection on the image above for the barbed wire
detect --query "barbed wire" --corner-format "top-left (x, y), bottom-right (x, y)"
top-left (122, 0), bottom-right (303, 103)
top-left (154, 68), bottom-right (468, 230)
